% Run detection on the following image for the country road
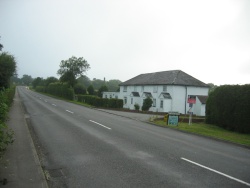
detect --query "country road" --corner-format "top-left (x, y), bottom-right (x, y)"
top-left (17, 86), bottom-right (250, 188)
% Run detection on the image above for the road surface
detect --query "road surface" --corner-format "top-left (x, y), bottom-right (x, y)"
top-left (18, 86), bottom-right (250, 188)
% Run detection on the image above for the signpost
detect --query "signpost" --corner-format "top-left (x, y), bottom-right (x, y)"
top-left (167, 112), bottom-right (180, 126)
top-left (187, 95), bottom-right (196, 125)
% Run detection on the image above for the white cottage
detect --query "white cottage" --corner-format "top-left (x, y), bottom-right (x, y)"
top-left (103, 70), bottom-right (209, 116)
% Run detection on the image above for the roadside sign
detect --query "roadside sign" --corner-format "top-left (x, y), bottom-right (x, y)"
top-left (188, 95), bottom-right (196, 104)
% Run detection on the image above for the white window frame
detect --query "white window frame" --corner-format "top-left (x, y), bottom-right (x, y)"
top-left (123, 86), bottom-right (127, 92)
top-left (160, 100), bottom-right (164, 108)
top-left (153, 99), bottom-right (156, 107)
top-left (163, 85), bottom-right (167, 92)
top-left (153, 86), bottom-right (158, 93)
top-left (124, 97), bottom-right (127, 104)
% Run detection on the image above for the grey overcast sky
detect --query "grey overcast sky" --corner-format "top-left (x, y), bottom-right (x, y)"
top-left (1, 0), bottom-right (250, 85)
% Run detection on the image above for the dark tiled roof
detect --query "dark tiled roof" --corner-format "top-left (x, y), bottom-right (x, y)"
top-left (143, 92), bottom-right (152, 98)
top-left (197, 95), bottom-right (208, 104)
top-left (161, 92), bottom-right (172, 99)
top-left (131, 92), bottom-right (140, 97)
top-left (120, 70), bottom-right (208, 87)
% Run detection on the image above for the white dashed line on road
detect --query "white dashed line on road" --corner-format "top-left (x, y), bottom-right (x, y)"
top-left (66, 110), bottom-right (74, 114)
top-left (181, 157), bottom-right (250, 187)
top-left (89, 120), bottom-right (111, 130)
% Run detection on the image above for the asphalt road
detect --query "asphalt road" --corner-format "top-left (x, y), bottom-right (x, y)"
top-left (18, 86), bottom-right (250, 188)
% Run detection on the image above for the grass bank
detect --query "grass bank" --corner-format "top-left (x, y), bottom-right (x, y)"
top-left (154, 120), bottom-right (250, 147)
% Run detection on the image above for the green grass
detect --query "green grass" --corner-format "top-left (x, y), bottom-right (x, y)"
top-left (154, 120), bottom-right (250, 147)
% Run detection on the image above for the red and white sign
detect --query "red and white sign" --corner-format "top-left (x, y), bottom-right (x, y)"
top-left (187, 95), bottom-right (196, 104)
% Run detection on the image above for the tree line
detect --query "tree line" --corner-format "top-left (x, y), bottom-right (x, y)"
top-left (12, 56), bottom-right (121, 98)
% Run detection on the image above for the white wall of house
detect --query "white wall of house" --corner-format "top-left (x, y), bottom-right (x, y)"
top-left (102, 85), bottom-right (209, 115)
top-left (193, 97), bottom-right (206, 116)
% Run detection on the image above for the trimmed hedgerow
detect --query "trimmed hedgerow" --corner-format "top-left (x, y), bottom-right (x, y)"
top-left (206, 84), bottom-right (250, 133)
top-left (77, 95), bottom-right (123, 108)
top-left (0, 87), bottom-right (15, 161)
top-left (46, 82), bottom-right (74, 100)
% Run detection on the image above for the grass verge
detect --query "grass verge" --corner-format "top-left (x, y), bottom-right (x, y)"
top-left (154, 120), bottom-right (250, 147)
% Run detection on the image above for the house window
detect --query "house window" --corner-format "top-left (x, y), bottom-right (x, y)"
top-left (105, 95), bottom-right (107, 98)
top-left (141, 86), bottom-right (144, 92)
top-left (153, 86), bottom-right (158, 93)
top-left (160, 100), bottom-right (164, 108)
top-left (115, 96), bottom-right (118, 99)
top-left (163, 85), bottom-right (167, 92)
top-left (131, 98), bottom-right (133, 104)
top-left (153, 99), bottom-right (156, 107)
top-left (110, 95), bottom-right (112, 99)
top-left (124, 97), bottom-right (127, 104)
top-left (123, 86), bottom-right (127, 92)
top-left (134, 86), bottom-right (137, 92)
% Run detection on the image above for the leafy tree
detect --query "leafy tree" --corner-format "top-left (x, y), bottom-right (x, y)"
top-left (98, 85), bottom-right (108, 97)
top-left (207, 83), bottom-right (217, 94)
top-left (32, 77), bottom-right (44, 89)
top-left (92, 78), bottom-right (104, 90)
top-left (0, 52), bottom-right (17, 89)
top-left (57, 56), bottom-right (90, 87)
top-left (74, 83), bottom-right (86, 95)
top-left (142, 97), bottom-right (153, 111)
top-left (106, 79), bottom-right (122, 91)
top-left (0, 36), bottom-right (3, 51)
top-left (87, 85), bottom-right (94, 95)
top-left (77, 75), bottom-right (91, 88)
top-left (21, 74), bottom-right (33, 86)
top-left (44, 76), bottom-right (58, 87)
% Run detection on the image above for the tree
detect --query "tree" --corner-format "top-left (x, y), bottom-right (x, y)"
top-left (142, 97), bottom-right (153, 111)
top-left (207, 83), bottom-right (217, 94)
top-left (0, 36), bottom-right (3, 51)
top-left (21, 74), bottom-right (33, 86)
top-left (92, 78), bottom-right (105, 90)
top-left (74, 83), bottom-right (86, 95)
top-left (98, 85), bottom-right (108, 97)
top-left (32, 77), bottom-right (44, 89)
top-left (77, 75), bottom-right (91, 88)
top-left (44, 76), bottom-right (58, 87)
top-left (0, 52), bottom-right (17, 89)
top-left (106, 79), bottom-right (122, 91)
top-left (57, 56), bottom-right (90, 88)
top-left (87, 85), bottom-right (95, 95)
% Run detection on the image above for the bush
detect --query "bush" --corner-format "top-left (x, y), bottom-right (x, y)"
top-left (46, 82), bottom-right (74, 100)
top-left (0, 87), bottom-right (15, 161)
top-left (142, 97), bottom-right (153, 111)
top-left (77, 95), bottom-right (123, 108)
top-left (206, 85), bottom-right (250, 133)
top-left (74, 83), bottom-right (86, 95)
top-left (134, 103), bottom-right (140, 110)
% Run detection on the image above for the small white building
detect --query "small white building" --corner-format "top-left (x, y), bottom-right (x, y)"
top-left (103, 70), bottom-right (209, 116)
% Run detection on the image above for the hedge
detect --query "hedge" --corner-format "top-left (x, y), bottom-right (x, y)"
top-left (0, 87), bottom-right (15, 161)
top-left (206, 84), bottom-right (250, 133)
top-left (77, 95), bottom-right (123, 108)
top-left (35, 82), bottom-right (74, 100)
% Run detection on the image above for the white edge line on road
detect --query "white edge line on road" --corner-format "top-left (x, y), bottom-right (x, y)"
top-left (89, 120), bottom-right (111, 130)
top-left (181, 157), bottom-right (250, 187)
top-left (52, 104), bottom-right (57, 106)
top-left (66, 110), bottom-right (74, 114)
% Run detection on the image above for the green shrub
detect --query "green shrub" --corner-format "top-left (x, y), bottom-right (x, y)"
top-left (47, 82), bottom-right (74, 100)
top-left (206, 84), bottom-right (250, 133)
top-left (77, 95), bottom-right (123, 108)
top-left (142, 97), bottom-right (153, 111)
top-left (0, 87), bottom-right (15, 161)
top-left (134, 103), bottom-right (140, 110)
